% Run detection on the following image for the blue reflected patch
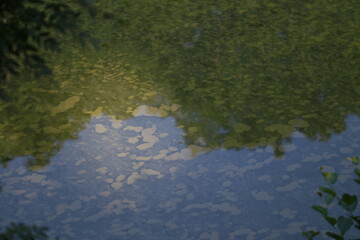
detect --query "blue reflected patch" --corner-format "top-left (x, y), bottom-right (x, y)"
top-left (0, 115), bottom-right (359, 240)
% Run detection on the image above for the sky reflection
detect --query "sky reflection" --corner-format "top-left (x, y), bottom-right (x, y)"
top-left (1, 114), bottom-right (359, 240)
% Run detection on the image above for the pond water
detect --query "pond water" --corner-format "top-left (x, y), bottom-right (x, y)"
top-left (1, 1), bottom-right (360, 239)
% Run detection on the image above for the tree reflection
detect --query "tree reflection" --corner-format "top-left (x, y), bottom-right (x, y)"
top-left (115, 0), bottom-right (360, 156)
top-left (1, 0), bottom-right (360, 167)
top-left (0, 49), bottom-right (159, 168)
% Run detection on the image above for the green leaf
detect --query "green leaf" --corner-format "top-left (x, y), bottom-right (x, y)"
top-left (339, 194), bottom-right (358, 212)
top-left (325, 216), bottom-right (337, 226)
top-left (337, 216), bottom-right (353, 235)
top-left (351, 216), bottom-right (360, 230)
top-left (319, 186), bottom-right (336, 196)
top-left (322, 172), bottom-right (338, 184)
top-left (355, 169), bottom-right (360, 178)
top-left (312, 205), bottom-right (328, 216)
top-left (348, 156), bottom-right (360, 166)
top-left (318, 186), bottom-right (336, 205)
top-left (326, 232), bottom-right (344, 240)
top-left (323, 195), bottom-right (335, 205)
top-left (302, 230), bottom-right (320, 240)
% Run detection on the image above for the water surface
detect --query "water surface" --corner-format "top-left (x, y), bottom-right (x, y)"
top-left (1, 1), bottom-right (360, 239)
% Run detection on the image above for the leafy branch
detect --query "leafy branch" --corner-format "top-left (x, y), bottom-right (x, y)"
top-left (0, 0), bottom-right (97, 83)
top-left (0, 222), bottom-right (59, 240)
top-left (303, 157), bottom-right (360, 240)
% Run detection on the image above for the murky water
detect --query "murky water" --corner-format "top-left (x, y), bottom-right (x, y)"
top-left (1, 1), bottom-right (360, 239)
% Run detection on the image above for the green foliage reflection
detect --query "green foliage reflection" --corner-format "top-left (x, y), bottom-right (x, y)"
top-left (1, 0), bottom-right (360, 167)
top-left (113, 0), bottom-right (360, 156)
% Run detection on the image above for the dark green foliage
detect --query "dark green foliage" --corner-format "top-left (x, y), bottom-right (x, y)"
top-left (0, 223), bottom-right (58, 240)
top-left (303, 156), bottom-right (360, 240)
top-left (0, 0), bottom-right (95, 82)
top-left (312, 205), bottom-right (328, 217)
top-left (303, 231), bottom-right (320, 240)
top-left (339, 194), bottom-right (358, 213)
